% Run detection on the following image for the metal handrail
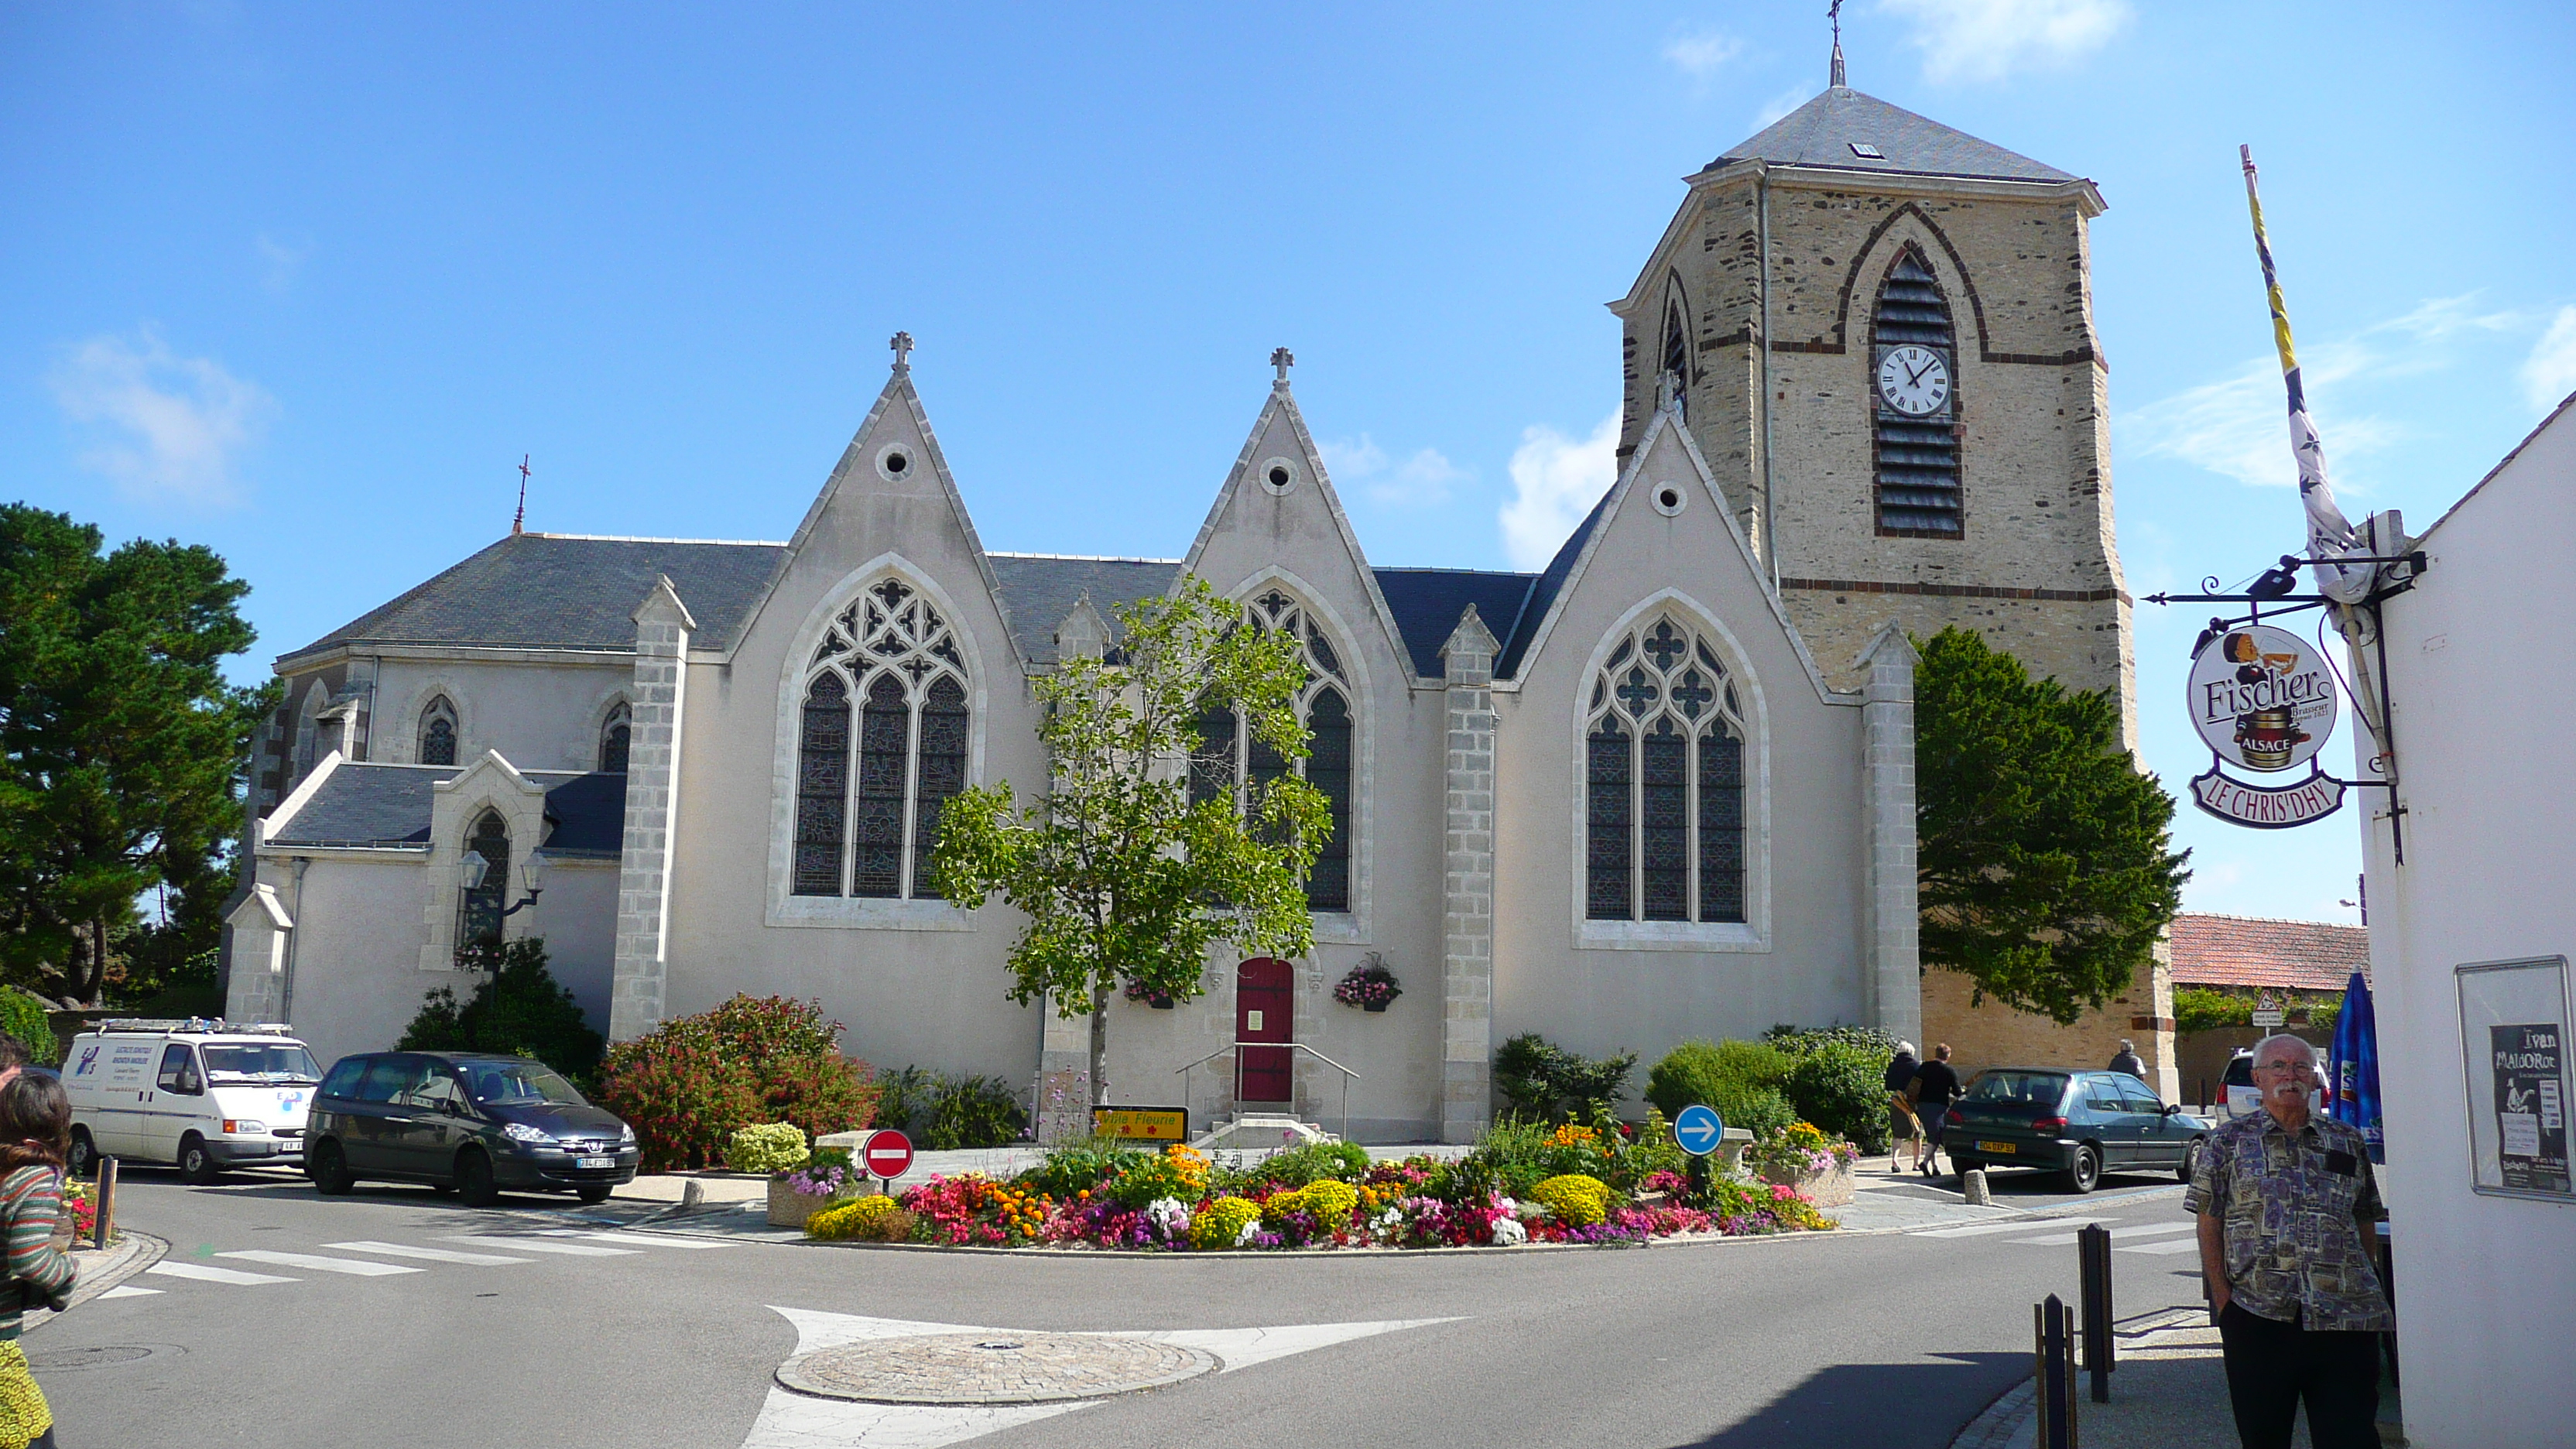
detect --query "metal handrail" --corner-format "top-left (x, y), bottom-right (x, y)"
top-left (1173, 1040), bottom-right (1362, 1143)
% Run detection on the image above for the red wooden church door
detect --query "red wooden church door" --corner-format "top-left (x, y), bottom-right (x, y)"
top-left (1235, 957), bottom-right (1294, 1104)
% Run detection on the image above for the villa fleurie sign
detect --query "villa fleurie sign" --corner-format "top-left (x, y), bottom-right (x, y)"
top-left (2185, 624), bottom-right (2346, 829)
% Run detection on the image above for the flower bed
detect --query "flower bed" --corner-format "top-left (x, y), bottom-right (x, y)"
top-left (1742, 1122), bottom-right (1861, 1208)
top-left (805, 1113), bottom-right (1838, 1252)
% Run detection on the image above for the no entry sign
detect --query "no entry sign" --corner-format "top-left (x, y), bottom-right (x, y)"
top-left (862, 1129), bottom-right (914, 1182)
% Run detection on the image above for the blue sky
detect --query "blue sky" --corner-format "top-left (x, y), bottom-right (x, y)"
top-left (7, 2), bottom-right (2572, 926)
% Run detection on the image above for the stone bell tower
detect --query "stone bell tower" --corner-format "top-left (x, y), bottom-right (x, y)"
top-left (1608, 63), bottom-right (2171, 1091)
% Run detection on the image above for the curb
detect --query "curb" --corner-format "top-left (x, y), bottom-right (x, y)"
top-left (24, 1231), bottom-right (169, 1334)
top-left (1950, 1378), bottom-right (2034, 1449)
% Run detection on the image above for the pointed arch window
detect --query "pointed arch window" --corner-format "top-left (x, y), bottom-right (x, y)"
top-left (1190, 589), bottom-right (1357, 913)
top-left (419, 696), bottom-right (459, 766)
top-left (597, 701), bottom-right (631, 773)
top-left (1871, 246), bottom-right (1963, 538)
top-left (789, 577), bottom-right (972, 900)
top-left (1584, 618), bottom-right (1748, 923)
top-left (458, 810), bottom-right (510, 949)
top-left (1659, 285), bottom-right (1691, 421)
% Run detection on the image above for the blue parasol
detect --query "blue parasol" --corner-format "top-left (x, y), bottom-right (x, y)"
top-left (2330, 971), bottom-right (2384, 1163)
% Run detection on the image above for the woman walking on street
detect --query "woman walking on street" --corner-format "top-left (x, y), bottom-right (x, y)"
top-left (0, 1074), bottom-right (77, 1449)
top-left (1909, 1044), bottom-right (1965, 1179)
top-left (1883, 1042), bottom-right (1921, 1173)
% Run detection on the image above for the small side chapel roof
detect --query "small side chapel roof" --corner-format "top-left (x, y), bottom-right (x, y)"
top-left (1374, 568), bottom-right (1539, 681)
top-left (283, 533), bottom-right (787, 664)
top-left (1708, 86), bottom-right (2076, 185)
top-left (985, 553), bottom-right (1182, 666)
top-left (264, 762), bottom-right (626, 853)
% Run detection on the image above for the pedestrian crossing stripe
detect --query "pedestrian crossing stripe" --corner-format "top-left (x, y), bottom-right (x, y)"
top-left (2004, 1222), bottom-right (2197, 1246)
top-left (324, 1240), bottom-right (534, 1266)
top-left (97, 1285), bottom-right (160, 1299)
top-left (438, 1235), bottom-right (639, 1257)
top-left (146, 1262), bottom-right (297, 1286)
top-left (545, 1231), bottom-right (738, 1249)
top-left (218, 1249), bottom-right (421, 1276)
top-left (2113, 1238), bottom-right (2204, 1255)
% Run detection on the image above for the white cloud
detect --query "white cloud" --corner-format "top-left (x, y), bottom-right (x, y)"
top-left (1878, 0), bottom-right (2131, 84)
top-left (256, 232), bottom-right (311, 294)
top-left (1751, 84), bottom-right (1812, 131)
top-left (1499, 411), bottom-right (1619, 570)
top-left (2523, 306), bottom-right (2576, 413)
top-left (49, 329), bottom-right (274, 505)
top-left (1663, 29), bottom-right (1745, 80)
top-left (2122, 296), bottom-right (2519, 492)
top-left (1321, 433), bottom-right (1468, 507)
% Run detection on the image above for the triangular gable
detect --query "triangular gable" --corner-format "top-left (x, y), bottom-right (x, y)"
top-left (721, 358), bottom-right (1017, 666)
top-left (1177, 379), bottom-right (1419, 681)
top-left (1499, 406), bottom-right (1846, 705)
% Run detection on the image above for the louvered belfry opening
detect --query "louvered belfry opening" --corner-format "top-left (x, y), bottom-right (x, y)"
top-left (1872, 248), bottom-right (1963, 538)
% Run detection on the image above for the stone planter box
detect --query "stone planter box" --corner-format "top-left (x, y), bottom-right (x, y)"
top-left (1755, 1158), bottom-right (1855, 1207)
top-left (767, 1176), bottom-right (877, 1229)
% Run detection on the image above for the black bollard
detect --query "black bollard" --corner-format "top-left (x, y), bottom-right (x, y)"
top-left (2034, 1293), bottom-right (2077, 1449)
top-left (93, 1158), bottom-right (118, 1251)
top-left (2079, 1223), bottom-right (2114, 1401)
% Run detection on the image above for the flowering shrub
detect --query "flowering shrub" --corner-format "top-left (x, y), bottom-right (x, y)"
top-left (595, 995), bottom-right (875, 1169)
top-left (592, 1038), bottom-right (762, 1171)
top-left (1331, 960), bottom-right (1401, 1009)
top-left (1742, 1122), bottom-right (1859, 1181)
top-left (727, 1122), bottom-right (811, 1175)
top-left (1530, 1174), bottom-right (1612, 1228)
top-left (1264, 1179), bottom-right (1359, 1236)
top-left (1190, 1196), bottom-right (1262, 1250)
top-left (807, 1193), bottom-right (913, 1242)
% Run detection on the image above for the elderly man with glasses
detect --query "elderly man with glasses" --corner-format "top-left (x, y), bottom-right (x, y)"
top-left (2187, 1032), bottom-right (2391, 1448)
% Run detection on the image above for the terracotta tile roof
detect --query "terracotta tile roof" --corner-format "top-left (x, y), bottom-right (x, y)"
top-left (2170, 913), bottom-right (2371, 992)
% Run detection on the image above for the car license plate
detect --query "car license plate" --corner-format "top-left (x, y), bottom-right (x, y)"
top-left (577, 1156), bottom-right (615, 1170)
top-left (1975, 1140), bottom-right (2017, 1155)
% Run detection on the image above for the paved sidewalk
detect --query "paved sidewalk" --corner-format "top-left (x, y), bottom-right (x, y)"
top-left (23, 1230), bottom-right (168, 1334)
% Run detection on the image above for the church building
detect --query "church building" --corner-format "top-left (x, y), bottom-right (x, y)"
top-left (225, 72), bottom-right (2167, 1139)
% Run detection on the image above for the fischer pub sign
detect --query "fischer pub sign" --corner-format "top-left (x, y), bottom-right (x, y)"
top-left (2186, 623), bottom-right (2347, 828)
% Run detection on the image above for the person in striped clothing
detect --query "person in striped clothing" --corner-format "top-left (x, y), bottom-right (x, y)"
top-left (0, 1074), bottom-right (77, 1449)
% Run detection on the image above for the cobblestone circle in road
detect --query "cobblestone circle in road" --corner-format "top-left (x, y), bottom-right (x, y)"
top-left (775, 1333), bottom-right (1218, 1405)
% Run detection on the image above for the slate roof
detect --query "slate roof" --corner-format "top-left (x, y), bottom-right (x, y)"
top-left (1710, 86), bottom-right (2075, 184)
top-left (286, 533), bottom-right (788, 662)
top-left (985, 554), bottom-right (1181, 666)
top-left (1372, 569), bottom-right (1540, 680)
top-left (2168, 913), bottom-right (2372, 993)
top-left (266, 763), bottom-right (626, 855)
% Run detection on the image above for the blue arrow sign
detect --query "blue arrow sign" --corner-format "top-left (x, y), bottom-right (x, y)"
top-left (1673, 1103), bottom-right (1725, 1156)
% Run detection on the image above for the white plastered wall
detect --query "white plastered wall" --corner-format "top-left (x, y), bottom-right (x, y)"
top-left (376, 659), bottom-right (633, 769)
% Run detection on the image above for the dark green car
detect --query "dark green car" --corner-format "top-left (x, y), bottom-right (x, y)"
top-left (1942, 1068), bottom-right (2212, 1194)
top-left (305, 1051), bottom-right (639, 1207)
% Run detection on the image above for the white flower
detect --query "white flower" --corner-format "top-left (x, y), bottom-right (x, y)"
top-left (1492, 1216), bottom-right (1528, 1245)
top-left (1234, 1218), bottom-right (1261, 1247)
top-left (1146, 1197), bottom-right (1190, 1238)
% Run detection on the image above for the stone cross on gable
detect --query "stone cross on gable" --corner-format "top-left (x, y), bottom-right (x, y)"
top-left (1271, 347), bottom-right (1294, 382)
top-left (890, 331), bottom-right (914, 368)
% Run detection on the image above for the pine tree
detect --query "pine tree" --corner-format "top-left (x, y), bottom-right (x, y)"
top-left (1915, 627), bottom-right (2190, 1025)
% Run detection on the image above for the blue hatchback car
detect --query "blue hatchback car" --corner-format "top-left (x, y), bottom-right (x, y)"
top-left (1941, 1068), bottom-right (2213, 1194)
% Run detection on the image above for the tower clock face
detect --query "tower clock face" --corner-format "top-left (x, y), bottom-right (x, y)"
top-left (1876, 344), bottom-right (1951, 416)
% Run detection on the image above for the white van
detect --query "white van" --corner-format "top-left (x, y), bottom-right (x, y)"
top-left (63, 1020), bottom-right (322, 1183)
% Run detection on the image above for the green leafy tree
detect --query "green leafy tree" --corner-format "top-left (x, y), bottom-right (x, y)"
top-left (397, 937), bottom-right (605, 1081)
top-left (1915, 627), bottom-right (2191, 1025)
top-left (0, 505), bottom-right (273, 1005)
top-left (929, 574), bottom-right (1330, 1105)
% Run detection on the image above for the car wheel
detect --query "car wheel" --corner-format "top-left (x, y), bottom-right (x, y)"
top-left (177, 1133), bottom-right (221, 1185)
top-left (2177, 1136), bottom-right (2204, 1184)
top-left (67, 1128), bottom-right (96, 1180)
top-left (308, 1139), bottom-right (355, 1195)
top-left (577, 1184), bottom-right (612, 1204)
top-left (2060, 1143), bottom-right (2102, 1194)
top-left (455, 1149), bottom-right (500, 1208)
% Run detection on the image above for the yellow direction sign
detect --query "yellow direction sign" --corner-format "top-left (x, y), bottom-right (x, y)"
top-left (1091, 1106), bottom-right (1190, 1143)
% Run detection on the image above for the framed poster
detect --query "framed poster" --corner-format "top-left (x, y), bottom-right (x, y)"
top-left (2457, 956), bottom-right (2575, 1202)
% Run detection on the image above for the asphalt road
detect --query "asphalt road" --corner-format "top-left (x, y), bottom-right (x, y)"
top-left (33, 1165), bottom-right (2208, 1449)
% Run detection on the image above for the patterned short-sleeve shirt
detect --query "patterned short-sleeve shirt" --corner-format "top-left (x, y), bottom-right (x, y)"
top-left (2184, 1109), bottom-right (2390, 1332)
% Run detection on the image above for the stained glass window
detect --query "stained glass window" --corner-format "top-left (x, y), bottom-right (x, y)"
top-left (853, 673), bottom-right (910, 898)
top-left (1193, 591), bottom-right (1359, 915)
top-left (790, 575), bottom-right (973, 901)
top-left (420, 697), bottom-right (458, 766)
top-left (1584, 615), bottom-right (1752, 925)
top-left (911, 676), bottom-right (968, 899)
top-left (599, 701), bottom-right (631, 774)
top-left (792, 673), bottom-right (850, 896)
top-left (457, 811), bottom-right (509, 949)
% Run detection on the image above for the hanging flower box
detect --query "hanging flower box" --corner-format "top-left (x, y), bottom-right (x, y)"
top-left (1333, 959), bottom-right (1401, 1012)
top-left (1123, 981), bottom-right (1177, 1010)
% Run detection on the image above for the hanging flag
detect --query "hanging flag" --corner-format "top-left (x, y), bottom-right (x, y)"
top-left (2240, 146), bottom-right (2374, 604)
top-left (2330, 969), bottom-right (2385, 1163)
